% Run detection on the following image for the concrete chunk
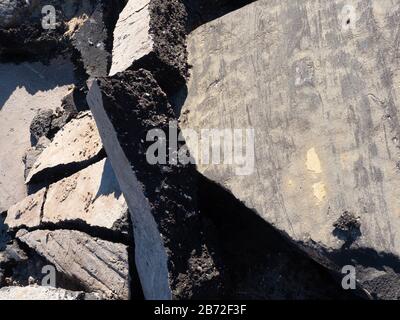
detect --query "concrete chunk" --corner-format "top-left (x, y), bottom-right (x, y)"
top-left (5, 188), bottom-right (46, 230)
top-left (109, 0), bottom-right (187, 92)
top-left (6, 158), bottom-right (127, 233)
top-left (25, 111), bottom-right (104, 184)
top-left (17, 229), bottom-right (130, 300)
top-left (43, 159), bottom-right (128, 232)
top-left (179, 0), bottom-right (400, 299)
top-left (110, 0), bottom-right (152, 76)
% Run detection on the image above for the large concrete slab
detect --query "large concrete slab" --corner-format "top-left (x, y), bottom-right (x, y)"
top-left (179, 0), bottom-right (400, 299)
top-left (0, 58), bottom-right (75, 212)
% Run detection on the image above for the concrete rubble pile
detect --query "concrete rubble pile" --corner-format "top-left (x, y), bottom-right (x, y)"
top-left (0, 0), bottom-right (399, 300)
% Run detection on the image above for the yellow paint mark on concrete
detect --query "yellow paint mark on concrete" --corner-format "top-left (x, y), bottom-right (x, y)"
top-left (313, 182), bottom-right (327, 203)
top-left (306, 148), bottom-right (322, 174)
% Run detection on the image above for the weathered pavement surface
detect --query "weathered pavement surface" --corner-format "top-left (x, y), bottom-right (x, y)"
top-left (17, 229), bottom-right (130, 300)
top-left (179, 0), bottom-right (400, 299)
top-left (0, 59), bottom-right (75, 212)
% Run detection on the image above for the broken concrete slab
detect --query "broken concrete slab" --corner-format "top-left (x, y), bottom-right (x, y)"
top-left (5, 188), bottom-right (46, 230)
top-left (6, 159), bottom-right (127, 233)
top-left (109, 0), bottom-right (187, 93)
top-left (0, 285), bottom-right (93, 300)
top-left (26, 111), bottom-right (104, 184)
top-left (43, 159), bottom-right (128, 232)
top-left (17, 229), bottom-right (130, 300)
top-left (179, 0), bottom-right (400, 299)
top-left (0, 58), bottom-right (75, 212)
top-left (87, 70), bottom-right (225, 300)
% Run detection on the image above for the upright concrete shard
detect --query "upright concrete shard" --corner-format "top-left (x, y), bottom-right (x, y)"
top-left (87, 70), bottom-right (225, 300)
top-left (109, 0), bottom-right (188, 93)
top-left (179, 0), bottom-right (400, 299)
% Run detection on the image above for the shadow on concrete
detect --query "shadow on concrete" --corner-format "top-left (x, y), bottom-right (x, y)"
top-left (0, 59), bottom-right (75, 111)
top-left (94, 159), bottom-right (123, 201)
top-left (197, 173), bottom-right (362, 299)
top-left (184, 0), bottom-right (257, 32)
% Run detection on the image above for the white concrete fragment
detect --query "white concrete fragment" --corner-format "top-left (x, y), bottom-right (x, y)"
top-left (109, 0), bottom-right (153, 76)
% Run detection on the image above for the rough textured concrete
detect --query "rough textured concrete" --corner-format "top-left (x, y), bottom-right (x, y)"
top-left (110, 0), bottom-right (153, 76)
top-left (43, 159), bottom-right (128, 232)
top-left (179, 0), bottom-right (400, 299)
top-left (5, 158), bottom-right (127, 233)
top-left (110, 0), bottom-right (187, 93)
top-left (0, 58), bottom-right (75, 212)
top-left (87, 70), bottom-right (225, 300)
top-left (0, 285), bottom-right (93, 300)
top-left (17, 229), bottom-right (130, 300)
top-left (5, 188), bottom-right (46, 230)
top-left (26, 111), bottom-right (104, 184)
